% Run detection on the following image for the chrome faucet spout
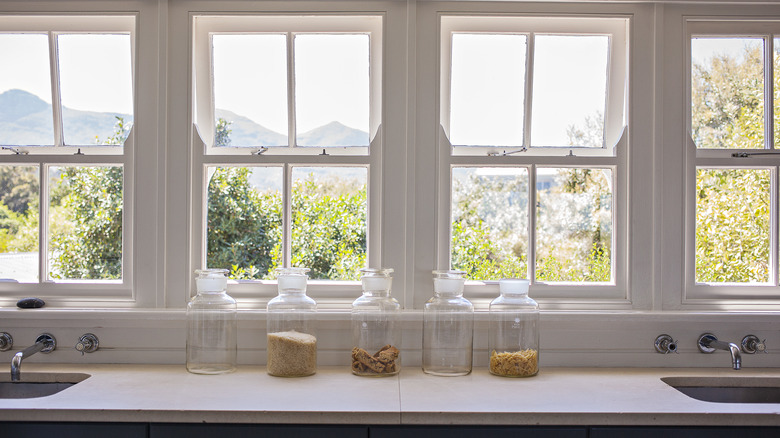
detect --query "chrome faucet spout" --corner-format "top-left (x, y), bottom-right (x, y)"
top-left (698, 333), bottom-right (742, 370)
top-left (10, 334), bottom-right (56, 382)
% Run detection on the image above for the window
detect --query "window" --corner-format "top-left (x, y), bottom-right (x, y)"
top-left (686, 20), bottom-right (780, 301)
top-left (439, 15), bottom-right (628, 301)
top-left (191, 15), bottom-right (382, 298)
top-left (0, 16), bottom-right (134, 298)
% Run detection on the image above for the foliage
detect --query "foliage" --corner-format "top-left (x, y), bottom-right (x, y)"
top-left (215, 118), bottom-right (232, 147)
top-left (0, 165), bottom-right (38, 214)
top-left (206, 167), bottom-right (283, 279)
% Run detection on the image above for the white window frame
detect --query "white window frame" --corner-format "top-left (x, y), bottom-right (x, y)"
top-left (190, 13), bottom-right (385, 305)
top-left (683, 18), bottom-right (780, 305)
top-left (0, 14), bottom-right (140, 306)
top-left (435, 13), bottom-right (631, 306)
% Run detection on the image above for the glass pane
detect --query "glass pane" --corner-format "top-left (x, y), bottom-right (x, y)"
top-left (535, 168), bottom-right (612, 282)
top-left (206, 166), bottom-right (283, 280)
top-left (58, 34), bottom-right (133, 146)
top-left (531, 35), bottom-right (608, 148)
top-left (291, 167), bottom-right (367, 280)
top-left (449, 34), bottom-right (526, 147)
top-left (295, 34), bottom-right (370, 147)
top-left (212, 34), bottom-right (288, 147)
top-left (451, 167), bottom-right (528, 280)
top-left (0, 34), bottom-right (54, 145)
top-left (48, 166), bottom-right (123, 280)
top-left (0, 165), bottom-right (39, 282)
top-left (696, 168), bottom-right (770, 283)
top-left (691, 37), bottom-right (764, 149)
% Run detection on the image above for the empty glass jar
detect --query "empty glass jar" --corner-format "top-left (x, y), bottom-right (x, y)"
top-left (266, 267), bottom-right (317, 377)
top-left (186, 269), bottom-right (237, 374)
top-left (488, 279), bottom-right (539, 377)
top-left (351, 268), bottom-right (401, 377)
top-left (422, 270), bottom-right (474, 376)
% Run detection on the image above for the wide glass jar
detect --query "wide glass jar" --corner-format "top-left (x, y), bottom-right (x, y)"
top-left (422, 270), bottom-right (474, 376)
top-left (186, 269), bottom-right (237, 374)
top-left (351, 268), bottom-right (401, 377)
top-left (488, 279), bottom-right (539, 377)
top-left (266, 267), bottom-right (317, 377)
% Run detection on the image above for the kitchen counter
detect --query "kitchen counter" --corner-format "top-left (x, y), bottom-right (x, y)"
top-left (1, 365), bottom-right (779, 426)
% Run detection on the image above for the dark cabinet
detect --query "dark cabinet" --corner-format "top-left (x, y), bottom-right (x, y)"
top-left (150, 424), bottom-right (368, 438)
top-left (591, 426), bottom-right (780, 438)
top-left (0, 422), bottom-right (147, 438)
top-left (370, 426), bottom-right (587, 438)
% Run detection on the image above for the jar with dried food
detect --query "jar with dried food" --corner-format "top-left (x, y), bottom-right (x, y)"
top-left (351, 268), bottom-right (400, 376)
top-left (488, 279), bottom-right (539, 377)
top-left (266, 267), bottom-right (317, 377)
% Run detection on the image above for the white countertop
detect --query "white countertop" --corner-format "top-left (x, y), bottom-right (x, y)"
top-left (1, 365), bottom-right (780, 426)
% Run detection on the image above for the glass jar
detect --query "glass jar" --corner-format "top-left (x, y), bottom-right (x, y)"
top-left (266, 267), bottom-right (317, 377)
top-left (488, 279), bottom-right (539, 377)
top-left (422, 270), bottom-right (474, 376)
top-left (186, 269), bottom-right (237, 374)
top-left (351, 268), bottom-right (401, 377)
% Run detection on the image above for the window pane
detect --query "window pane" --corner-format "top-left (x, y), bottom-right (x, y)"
top-left (0, 34), bottom-right (54, 146)
top-left (212, 34), bottom-right (288, 147)
top-left (535, 168), bottom-right (612, 282)
top-left (48, 166), bottom-right (123, 280)
top-left (58, 34), bottom-right (133, 146)
top-left (691, 37), bottom-right (764, 149)
top-left (294, 34), bottom-right (370, 147)
top-left (449, 34), bottom-right (526, 147)
top-left (206, 166), bottom-right (283, 280)
top-left (531, 35), bottom-right (608, 148)
top-left (0, 165), bottom-right (39, 282)
top-left (695, 168), bottom-right (770, 283)
top-left (451, 167), bottom-right (528, 280)
top-left (291, 167), bottom-right (367, 280)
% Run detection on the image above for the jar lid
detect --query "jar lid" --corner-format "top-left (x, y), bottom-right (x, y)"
top-left (432, 270), bottom-right (466, 294)
top-left (499, 278), bottom-right (530, 295)
top-left (361, 268), bottom-right (393, 292)
top-left (276, 267), bottom-right (310, 291)
top-left (195, 269), bottom-right (228, 292)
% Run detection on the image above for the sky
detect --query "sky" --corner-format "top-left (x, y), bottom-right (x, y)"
top-left (0, 33), bottom-right (133, 114)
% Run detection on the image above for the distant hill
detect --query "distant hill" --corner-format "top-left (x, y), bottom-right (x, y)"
top-left (0, 89), bottom-right (131, 145)
top-left (1, 89), bottom-right (370, 148)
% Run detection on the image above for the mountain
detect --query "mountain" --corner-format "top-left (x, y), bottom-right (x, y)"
top-left (0, 89), bottom-right (130, 146)
top-left (215, 109), bottom-right (287, 147)
top-left (298, 121), bottom-right (369, 147)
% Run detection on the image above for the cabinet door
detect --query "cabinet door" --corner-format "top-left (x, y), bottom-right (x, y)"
top-left (591, 427), bottom-right (780, 438)
top-left (150, 424), bottom-right (367, 438)
top-left (0, 422), bottom-right (147, 438)
top-left (370, 426), bottom-right (587, 438)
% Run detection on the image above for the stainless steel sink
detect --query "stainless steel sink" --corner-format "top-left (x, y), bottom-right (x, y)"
top-left (662, 376), bottom-right (780, 403)
top-left (0, 373), bottom-right (89, 399)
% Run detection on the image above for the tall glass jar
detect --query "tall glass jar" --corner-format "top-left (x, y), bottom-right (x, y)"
top-left (488, 279), bottom-right (539, 377)
top-left (266, 267), bottom-right (317, 377)
top-left (351, 268), bottom-right (401, 377)
top-left (422, 270), bottom-right (474, 376)
top-left (186, 269), bottom-right (237, 374)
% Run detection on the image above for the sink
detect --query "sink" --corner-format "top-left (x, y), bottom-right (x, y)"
top-left (662, 376), bottom-right (780, 403)
top-left (0, 373), bottom-right (90, 399)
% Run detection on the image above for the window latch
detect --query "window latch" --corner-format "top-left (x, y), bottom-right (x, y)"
top-left (1, 146), bottom-right (29, 155)
top-left (488, 147), bottom-right (527, 157)
top-left (252, 147), bottom-right (269, 155)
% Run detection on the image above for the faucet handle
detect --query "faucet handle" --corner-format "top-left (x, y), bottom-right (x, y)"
top-left (36, 333), bottom-right (56, 353)
top-left (75, 333), bottom-right (99, 355)
top-left (741, 335), bottom-right (767, 354)
top-left (0, 332), bottom-right (12, 351)
top-left (654, 334), bottom-right (679, 354)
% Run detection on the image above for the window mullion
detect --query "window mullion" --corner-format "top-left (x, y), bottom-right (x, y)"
top-left (287, 32), bottom-right (297, 149)
top-left (48, 32), bottom-right (64, 147)
top-left (38, 163), bottom-right (49, 283)
top-left (283, 163), bottom-right (292, 268)
top-left (766, 36), bottom-right (774, 150)
top-left (528, 164), bottom-right (537, 283)
top-left (523, 32), bottom-right (535, 149)
top-left (773, 166), bottom-right (779, 286)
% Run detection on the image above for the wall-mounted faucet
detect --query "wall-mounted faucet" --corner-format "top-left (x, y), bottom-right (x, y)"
top-left (11, 333), bottom-right (56, 382)
top-left (697, 333), bottom-right (741, 370)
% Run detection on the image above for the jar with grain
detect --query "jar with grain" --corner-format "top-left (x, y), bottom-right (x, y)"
top-left (351, 268), bottom-right (401, 377)
top-left (488, 279), bottom-right (539, 377)
top-left (266, 267), bottom-right (317, 377)
top-left (422, 270), bottom-right (473, 376)
top-left (186, 269), bottom-right (237, 374)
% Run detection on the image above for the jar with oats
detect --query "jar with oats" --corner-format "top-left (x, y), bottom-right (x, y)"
top-left (266, 267), bottom-right (317, 377)
top-left (488, 279), bottom-right (539, 377)
top-left (351, 268), bottom-right (401, 377)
